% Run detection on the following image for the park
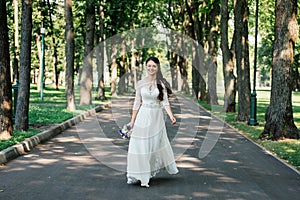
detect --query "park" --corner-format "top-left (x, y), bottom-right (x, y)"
top-left (0, 0), bottom-right (299, 199)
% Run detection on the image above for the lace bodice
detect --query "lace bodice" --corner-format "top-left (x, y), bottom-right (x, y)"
top-left (132, 78), bottom-right (170, 110)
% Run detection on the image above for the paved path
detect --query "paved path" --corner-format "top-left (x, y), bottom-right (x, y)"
top-left (0, 95), bottom-right (299, 200)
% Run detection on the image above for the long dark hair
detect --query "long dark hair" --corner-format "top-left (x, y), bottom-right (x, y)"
top-left (146, 57), bottom-right (172, 101)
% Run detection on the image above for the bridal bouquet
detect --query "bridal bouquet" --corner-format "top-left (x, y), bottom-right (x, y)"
top-left (118, 124), bottom-right (132, 139)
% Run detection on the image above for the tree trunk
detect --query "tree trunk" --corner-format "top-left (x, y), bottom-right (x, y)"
top-left (261, 0), bottom-right (299, 140)
top-left (178, 56), bottom-right (189, 94)
top-left (118, 41), bottom-right (126, 94)
top-left (206, 0), bottom-right (220, 105)
top-left (207, 57), bottom-right (218, 105)
top-left (13, 0), bottom-right (19, 83)
top-left (199, 3), bottom-right (208, 101)
top-left (234, 0), bottom-right (251, 121)
top-left (80, 0), bottom-right (95, 105)
top-left (221, 0), bottom-right (236, 112)
top-left (95, 43), bottom-right (106, 100)
top-left (95, 2), bottom-right (106, 100)
top-left (185, 0), bottom-right (201, 99)
top-left (169, 52), bottom-right (178, 91)
top-left (0, 0), bottom-right (13, 139)
top-left (191, 45), bottom-right (199, 99)
top-left (131, 43), bottom-right (137, 91)
top-left (110, 43), bottom-right (118, 97)
top-left (47, 0), bottom-right (59, 90)
top-left (15, 0), bottom-right (33, 131)
top-left (65, 0), bottom-right (76, 111)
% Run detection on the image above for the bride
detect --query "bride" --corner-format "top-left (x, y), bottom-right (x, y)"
top-left (127, 56), bottom-right (179, 188)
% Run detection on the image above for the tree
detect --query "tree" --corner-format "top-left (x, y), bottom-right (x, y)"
top-left (221, 0), bottom-right (236, 112)
top-left (185, 0), bottom-right (206, 99)
top-left (13, 0), bottom-right (20, 84)
top-left (15, 0), bottom-right (33, 131)
top-left (95, 2), bottom-right (106, 100)
top-left (47, 0), bottom-right (60, 90)
top-left (234, 0), bottom-right (251, 121)
top-left (65, 0), bottom-right (76, 111)
top-left (80, 0), bottom-right (95, 105)
top-left (206, 0), bottom-right (221, 105)
top-left (261, 0), bottom-right (299, 140)
top-left (257, 0), bottom-right (275, 87)
top-left (0, 0), bottom-right (13, 139)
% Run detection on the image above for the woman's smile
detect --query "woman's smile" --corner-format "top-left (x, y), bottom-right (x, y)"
top-left (146, 60), bottom-right (158, 75)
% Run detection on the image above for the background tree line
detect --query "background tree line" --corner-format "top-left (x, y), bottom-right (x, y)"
top-left (0, 0), bottom-right (299, 140)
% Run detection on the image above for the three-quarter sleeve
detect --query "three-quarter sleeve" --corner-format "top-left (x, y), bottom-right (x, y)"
top-left (132, 81), bottom-right (142, 110)
top-left (161, 84), bottom-right (170, 107)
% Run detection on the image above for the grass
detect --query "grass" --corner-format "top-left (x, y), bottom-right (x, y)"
top-left (0, 129), bottom-right (41, 151)
top-left (197, 90), bottom-right (300, 171)
top-left (0, 84), bottom-right (109, 151)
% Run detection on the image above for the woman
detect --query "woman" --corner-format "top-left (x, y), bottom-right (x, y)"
top-left (127, 57), bottom-right (179, 188)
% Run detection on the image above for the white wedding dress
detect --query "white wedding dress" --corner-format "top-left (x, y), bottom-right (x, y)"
top-left (127, 78), bottom-right (179, 187)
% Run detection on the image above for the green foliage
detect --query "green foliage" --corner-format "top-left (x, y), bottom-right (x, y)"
top-left (1, 84), bottom-right (108, 151)
top-left (257, 0), bottom-right (275, 86)
top-left (29, 105), bottom-right (74, 124)
top-left (74, 0), bottom-right (86, 70)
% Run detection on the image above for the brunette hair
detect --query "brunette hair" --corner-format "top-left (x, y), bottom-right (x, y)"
top-left (146, 57), bottom-right (172, 101)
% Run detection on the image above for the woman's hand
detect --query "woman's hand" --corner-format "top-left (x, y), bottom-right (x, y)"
top-left (170, 115), bottom-right (176, 125)
top-left (127, 121), bottom-right (134, 128)
top-left (164, 105), bottom-right (176, 125)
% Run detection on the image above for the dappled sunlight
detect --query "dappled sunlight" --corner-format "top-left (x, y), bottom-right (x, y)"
top-left (177, 154), bottom-right (204, 170)
top-left (222, 159), bottom-right (240, 164)
top-left (199, 115), bottom-right (213, 120)
top-left (61, 155), bottom-right (95, 162)
top-left (216, 176), bottom-right (240, 183)
top-left (179, 113), bottom-right (202, 119)
top-left (192, 192), bottom-right (210, 198)
top-left (163, 194), bottom-right (187, 199)
top-left (29, 158), bottom-right (59, 165)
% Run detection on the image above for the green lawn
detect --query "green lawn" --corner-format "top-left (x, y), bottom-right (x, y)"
top-left (198, 90), bottom-right (300, 171)
top-left (0, 84), bottom-right (108, 151)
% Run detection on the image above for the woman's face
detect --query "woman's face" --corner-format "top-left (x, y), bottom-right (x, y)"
top-left (146, 60), bottom-right (158, 76)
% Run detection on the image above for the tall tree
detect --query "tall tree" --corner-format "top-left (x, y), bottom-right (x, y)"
top-left (0, 0), bottom-right (13, 139)
top-left (13, 0), bottom-right (19, 83)
top-left (80, 0), bottom-right (95, 104)
top-left (95, 2), bottom-right (106, 100)
top-left (257, 0), bottom-right (275, 87)
top-left (15, 0), bottom-right (33, 131)
top-left (109, 43), bottom-right (118, 97)
top-left (206, 0), bottom-right (220, 105)
top-left (261, 0), bottom-right (299, 140)
top-left (185, 0), bottom-right (202, 99)
top-left (47, 0), bottom-right (60, 90)
top-left (234, 0), bottom-right (251, 121)
top-left (221, 0), bottom-right (236, 112)
top-left (65, 0), bottom-right (76, 111)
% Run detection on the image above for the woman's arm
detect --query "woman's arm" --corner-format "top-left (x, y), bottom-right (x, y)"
top-left (164, 105), bottom-right (176, 125)
top-left (128, 81), bottom-right (142, 127)
top-left (161, 83), bottom-right (176, 125)
top-left (129, 110), bottom-right (139, 127)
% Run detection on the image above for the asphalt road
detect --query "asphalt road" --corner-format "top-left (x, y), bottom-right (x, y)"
top-left (0, 95), bottom-right (299, 200)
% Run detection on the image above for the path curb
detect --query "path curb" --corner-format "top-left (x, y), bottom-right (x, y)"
top-left (0, 103), bottom-right (110, 165)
